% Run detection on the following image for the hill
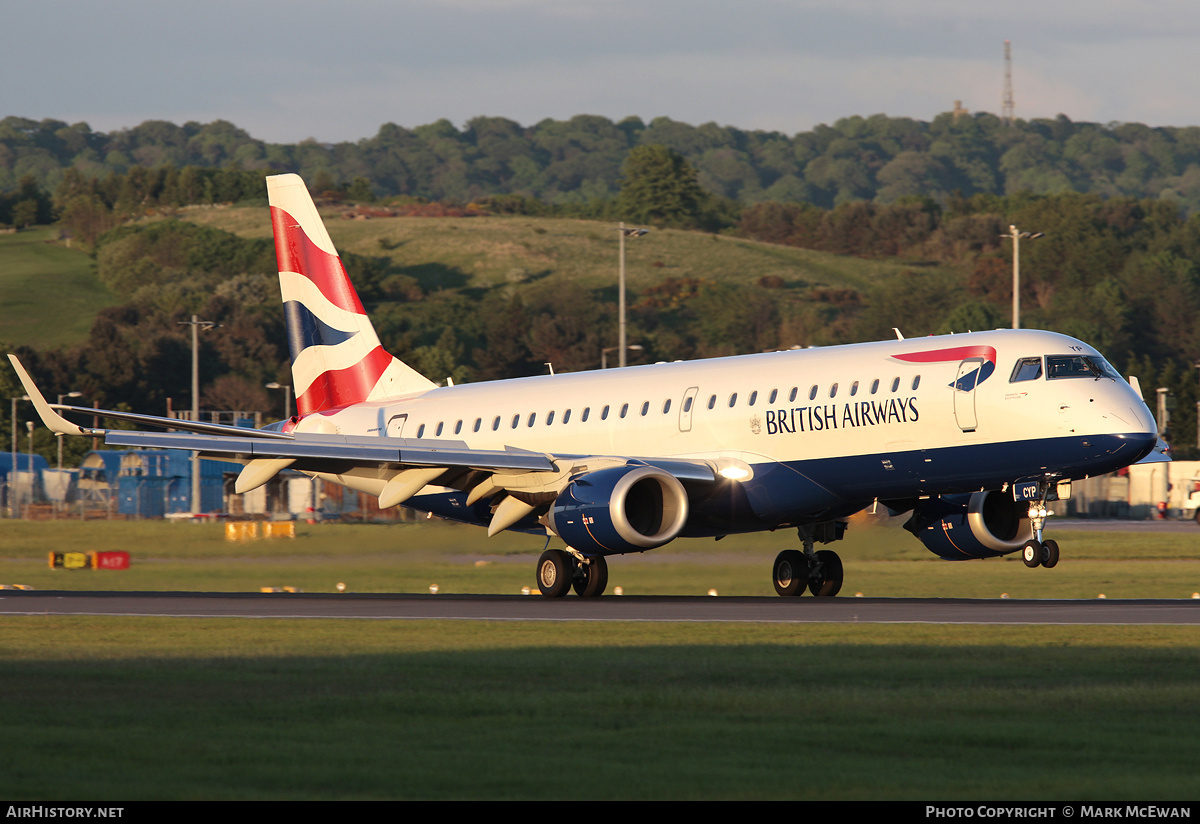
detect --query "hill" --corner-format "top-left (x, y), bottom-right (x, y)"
top-left (178, 204), bottom-right (930, 297)
top-left (0, 226), bottom-right (119, 349)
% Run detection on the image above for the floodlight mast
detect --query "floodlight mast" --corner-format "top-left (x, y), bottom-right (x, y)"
top-left (178, 314), bottom-right (218, 513)
top-left (617, 223), bottom-right (648, 368)
top-left (1002, 225), bottom-right (1044, 329)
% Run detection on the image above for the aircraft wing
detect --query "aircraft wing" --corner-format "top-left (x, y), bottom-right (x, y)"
top-left (101, 429), bottom-right (558, 472)
top-left (10, 354), bottom-right (714, 525)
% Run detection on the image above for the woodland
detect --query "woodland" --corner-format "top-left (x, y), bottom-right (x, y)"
top-left (1, 111), bottom-right (1198, 464)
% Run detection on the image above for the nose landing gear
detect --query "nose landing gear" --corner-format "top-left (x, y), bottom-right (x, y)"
top-left (1021, 537), bottom-right (1060, 568)
top-left (1018, 480), bottom-right (1063, 569)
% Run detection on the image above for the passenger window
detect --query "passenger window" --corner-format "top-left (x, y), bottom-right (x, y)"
top-left (581, 407), bottom-right (590, 422)
top-left (435, 422), bottom-right (444, 436)
top-left (809, 385), bottom-right (818, 400)
top-left (870, 379), bottom-right (879, 394)
top-left (748, 391), bottom-right (757, 406)
top-left (640, 401), bottom-right (649, 416)
top-left (511, 414), bottom-right (520, 429)
top-left (416, 424), bottom-right (426, 438)
top-left (454, 420), bottom-right (462, 435)
top-left (662, 399), bottom-right (671, 414)
top-left (829, 383), bottom-right (838, 398)
top-left (729, 393), bottom-right (738, 407)
top-left (1010, 357), bottom-right (1043, 382)
top-left (849, 381), bottom-right (859, 396)
top-left (708, 395), bottom-right (716, 409)
top-left (474, 418), bottom-right (482, 433)
top-left (492, 416), bottom-right (501, 431)
top-left (683, 397), bottom-right (692, 413)
top-left (563, 409), bottom-right (571, 424)
top-left (789, 387), bottom-right (798, 402)
top-left (769, 389), bottom-right (778, 404)
top-left (546, 411), bottom-right (555, 425)
top-left (602, 405), bottom-right (610, 420)
top-left (620, 404), bottom-right (629, 418)
top-left (891, 377), bottom-right (900, 392)
top-left (911, 376), bottom-right (921, 390)
top-left (527, 412), bottom-right (536, 427)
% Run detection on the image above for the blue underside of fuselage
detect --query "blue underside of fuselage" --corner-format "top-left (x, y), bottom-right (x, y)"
top-left (405, 431), bottom-right (1156, 547)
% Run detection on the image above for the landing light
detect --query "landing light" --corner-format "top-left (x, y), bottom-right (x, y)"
top-left (717, 462), bottom-right (752, 481)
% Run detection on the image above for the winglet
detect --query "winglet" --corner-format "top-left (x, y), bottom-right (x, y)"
top-left (6, 355), bottom-right (92, 436)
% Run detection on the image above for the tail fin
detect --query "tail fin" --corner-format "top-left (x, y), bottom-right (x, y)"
top-left (267, 173), bottom-right (435, 415)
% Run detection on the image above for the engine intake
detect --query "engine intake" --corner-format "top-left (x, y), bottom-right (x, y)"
top-left (548, 465), bottom-right (690, 555)
top-left (904, 490), bottom-right (1033, 560)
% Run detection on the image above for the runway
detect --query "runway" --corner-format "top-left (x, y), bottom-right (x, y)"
top-left (2, 590), bottom-right (1198, 624)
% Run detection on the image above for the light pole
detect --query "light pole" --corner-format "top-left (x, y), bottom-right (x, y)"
top-left (601, 345), bottom-right (643, 370)
top-left (178, 314), bottom-right (217, 513)
top-left (1001, 224), bottom-right (1044, 329)
top-left (9, 394), bottom-right (28, 518)
top-left (617, 223), bottom-right (648, 368)
top-left (25, 421), bottom-right (34, 512)
top-left (56, 392), bottom-right (83, 470)
top-left (266, 382), bottom-right (292, 420)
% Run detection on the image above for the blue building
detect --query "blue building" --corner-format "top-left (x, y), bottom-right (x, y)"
top-left (81, 450), bottom-right (242, 518)
top-left (0, 452), bottom-right (50, 513)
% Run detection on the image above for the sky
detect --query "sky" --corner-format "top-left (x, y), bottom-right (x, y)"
top-left (6, 0), bottom-right (1200, 144)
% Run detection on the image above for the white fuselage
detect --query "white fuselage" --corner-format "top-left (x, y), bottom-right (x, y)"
top-left (289, 329), bottom-right (1156, 519)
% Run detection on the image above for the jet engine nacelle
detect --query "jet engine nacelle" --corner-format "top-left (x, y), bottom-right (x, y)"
top-left (904, 490), bottom-right (1033, 560)
top-left (548, 465), bottom-right (690, 556)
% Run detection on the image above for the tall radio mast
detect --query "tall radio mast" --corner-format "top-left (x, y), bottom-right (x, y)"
top-left (1002, 40), bottom-right (1015, 126)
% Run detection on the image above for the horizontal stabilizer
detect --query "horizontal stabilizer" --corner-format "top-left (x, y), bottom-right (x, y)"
top-left (1135, 437), bottom-right (1172, 465)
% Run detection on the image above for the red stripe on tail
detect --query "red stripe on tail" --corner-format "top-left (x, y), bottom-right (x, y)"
top-left (296, 345), bottom-right (394, 416)
top-left (271, 205), bottom-right (367, 315)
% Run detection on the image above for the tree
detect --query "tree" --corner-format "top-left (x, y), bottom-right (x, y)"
top-left (617, 145), bottom-right (708, 228)
top-left (11, 199), bottom-right (38, 228)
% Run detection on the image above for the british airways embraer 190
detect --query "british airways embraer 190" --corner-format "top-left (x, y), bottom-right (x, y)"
top-left (10, 173), bottom-right (1165, 597)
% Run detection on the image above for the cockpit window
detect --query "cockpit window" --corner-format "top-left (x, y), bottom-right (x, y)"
top-left (1010, 357), bottom-right (1043, 383)
top-left (1046, 354), bottom-right (1121, 381)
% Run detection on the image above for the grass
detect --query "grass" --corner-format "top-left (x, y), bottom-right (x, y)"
top-left (1, 618), bottom-right (1198, 800)
top-left (0, 227), bottom-right (119, 349)
top-left (0, 207), bottom-right (955, 352)
top-left (1, 517), bottom-right (1197, 599)
top-left (3, 519), bottom-right (1199, 799)
top-left (179, 204), bottom-right (939, 296)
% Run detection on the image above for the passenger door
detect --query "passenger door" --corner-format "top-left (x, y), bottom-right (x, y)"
top-left (953, 359), bottom-right (982, 432)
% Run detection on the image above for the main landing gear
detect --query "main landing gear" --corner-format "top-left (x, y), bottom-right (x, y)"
top-left (773, 521), bottom-right (847, 597)
top-left (536, 549), bottom-right (608, 598)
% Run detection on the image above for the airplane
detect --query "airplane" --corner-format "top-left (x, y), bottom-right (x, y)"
top-left (9, 173), bottom-right (1167, 598)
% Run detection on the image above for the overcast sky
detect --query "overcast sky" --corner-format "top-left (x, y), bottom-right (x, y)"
top-left (6, 0), bottom-right (1200, 143)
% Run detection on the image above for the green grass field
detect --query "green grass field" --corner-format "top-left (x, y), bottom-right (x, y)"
top-left (0, 227), bottom-right (119, 349)
top-left (2, 618), bottom-right (1198, 800)
top-left (2, 520), bottom-right (1199, 800)
top-left (2, 518), bottom-right (1197, 599)
top-left (0, 207), bottom-right (954, 352)
top-left (180, 204), bottom-right (937, 296)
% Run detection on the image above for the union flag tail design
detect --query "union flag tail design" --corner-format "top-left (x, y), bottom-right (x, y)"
top-left (267, 174), bottom-right (435, 416)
